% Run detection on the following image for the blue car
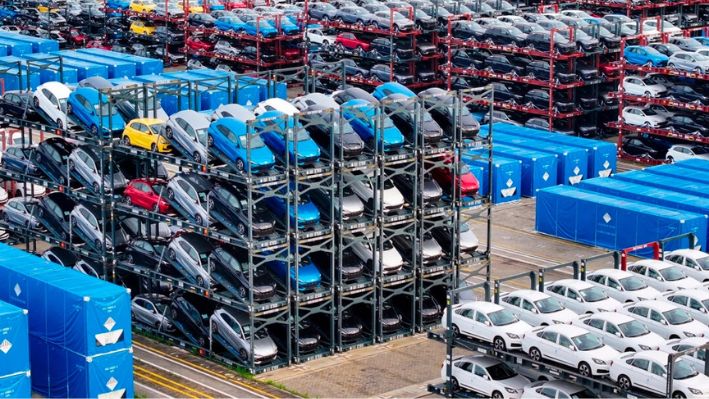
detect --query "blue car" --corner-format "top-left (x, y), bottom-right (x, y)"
top-left (262, 185), bottom-right (320, 229)
top-left (255, 110), bottom-right (320, 165)
top-left (341, 99), bottom-right (404, 150)
top-left (267, 254), bottom-right (321, 292)
top-left (67, 87), bottom-right (125, 138)
top-left (106, 0), bottom-right (130, 8)
top-left (0, 7), bottom-right (17, 18)
top-left (198, 0), bottom-right (224, 10)
top-left (372, 82), bottom-right (416, 99)
top-left (215, 16), bottom-right (246, 32)
top-left (624, 45), bottom-right (669, 67)
top-left (239, 15), bottom-right (278, 37)
top-left (697, 37), bottom-right (709, 47)
top-left (208, 117), bottom-right (275, 172)
top-left (267, 16), bottom-right (300, 35)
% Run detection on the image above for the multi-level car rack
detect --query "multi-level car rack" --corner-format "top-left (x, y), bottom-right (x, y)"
top-left (0, 61), bottom-right (494, 373)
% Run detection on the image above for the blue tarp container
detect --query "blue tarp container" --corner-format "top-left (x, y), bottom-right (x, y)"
top-left (53, 50), bottom-right (135, 79)
top-left (188, 69), bottom-right (261, 107)
top-left (485, 124), bottom-right (617, 178)
top-left (162, 71), bottom-right (229, 111)
top-left (0, 371), bottom-right (31, 398)
top-left (536, 185), bottom-right (707, 253)
top-left (239, 75), bottom-right (287, 101)
top-left (489, 143), bottom-right (558, 197)
top-left (133, 74), bottom-right (191, 115)
top-left (32, 340), bottom-right (133, 399)
top-left (0, 62), bottom-right (40, 90)
top-left (76, 48), bottom-right (162, 75)
top-left (644, 164), bottom-right (709, 185)
top-left (0, 39), bottom-right (31, 56)
top-left (0, 32), bottom-right (59, 53)
top-left (0, 45), bottom-right (8, 57)
top-left (108, 77), bottom-right (140, 86)
top-left (0, 301), bottom-right (28, 377)
top-left (463, 152), bottom-right (522, 204)
top-left (23, 53), bottom-right (107, 80)
top-left (490, 133), bottom-right (588, 186)
top-left (674, 159), bottom-right (709, 173)
top-left (1, 55), bottom-right (77, 84)
top-left (612, 170), bottom-right (709, 199)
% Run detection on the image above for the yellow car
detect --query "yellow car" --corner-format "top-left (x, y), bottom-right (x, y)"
top-left (187, 1), bottom-right (204, 12)
top-left (122, 119), bottom-right (171, 153)
top-left (129, 0), bottom-right (156, 13)
top-left (129, 20), bottom-right (156, 36)
top-left (37, 5), bottom-right (59, 12)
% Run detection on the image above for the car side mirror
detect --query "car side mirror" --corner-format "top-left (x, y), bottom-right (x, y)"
top-left (483, 375), bottom-right (490, 381)
top-left (568, 345), bottom-right (576, 351)
top-left (484, 321), bottom-right (491, 327)
top-left (615, 332), bottom-right (622, 337)
top-left (661, 319), bottom-right (668, 325)
top-left (531, 308), bottom-right (538, 314)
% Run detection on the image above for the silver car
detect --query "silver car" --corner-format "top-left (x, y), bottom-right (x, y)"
top-left (166, 232), bottom-right (214, 288)
top-left (166, 173), bottom-right (212, 227)
top-left (348, 237), bottom-right (404, 274)
top-left (154, 2), bottom-right (185, 16)
top-left (68, 146), bottom-right (127, 193)
top-left (70, 203), bottom-right (127, 249)
top-left (3, 197), bottom-right (42, 229)
top-left (165, 110), bottom-right (211, 163)
top-left (214, 40), bottom-right (240, 57)
top-left (211, 104), bottom-right (255, 122)
top-left (368, 10), bottom-right (414, 31)
top-left (132, 294), bottom-right (174, 332)
top-left (210, 308), bottom-right (278, 364)
top-left (668, 51), bottom-right (709, 74)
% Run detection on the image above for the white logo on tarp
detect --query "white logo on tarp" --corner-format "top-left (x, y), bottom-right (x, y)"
top-left (104, 317), bottom-right (116, 331)
top-left (603, 160), bottom-right (610, 169)
top-left (0, 339), bottom-right (12, 354)
top-left (573, 166), bottom-right (580, 175)
top-left (569, 175), bottom-right (582, 185)
top-left (14, 283), bottom-right (21, 297)
top-left (603, 213), bottom-right (612, 223)
top-left (542, 172), bottom-right (550, 182)
top-left (106, 377), bottom-right (118, 391)
top-left (599, 170), bottom-right (612, 177)
top-left (500, 187), bottom-right (516, 197)
top-left (506, 178), bottom-right (513, 188)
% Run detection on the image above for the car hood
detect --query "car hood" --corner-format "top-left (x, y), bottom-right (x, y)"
top-left (253, 336), bottom-right (278, 358)
top-left (593, 297), bottom-right (622, 311)
top-left (342, 194), bottom-right (365, 214)
top-left (423, 179), bottom-right (443, 199)
top-left (671, 277), bottom-right (702, 290)
top-left (289, 138), bottom-right (321, 160)
top-left (338, 131), bottom-right (365, 149)
top-left (291, 262), bottom-right (322, 284)
top-left (632, 286), bottom-right (662, 301)
top-left (460, 230), bottom-right (479, 251)
top-left (506, 320), bottom-right (532, 336)
top-left (422, 119), bottom-right (443, 137)
top-left (584, 344), bottom-right (619, 361)
top-left (422, 238), bottom-right (443, 258)
top-left (250, 146), bottom-right (276, 166)
top-left (628, 331), bottom-right (665, 349)
top-left (382, 247), bottom-right (403, 269)
top-left (290, 201), bottom-right (320, 222)
top-left (499, 375), bottom-right (530, 392)
top-left (383, 186), bottom-right (405, 208)
top-left (548, 308), bottom-right (578, 323)
top-left (383, 125), bottom-right (405, 147)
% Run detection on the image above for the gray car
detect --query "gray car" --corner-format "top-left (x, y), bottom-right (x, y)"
top-left (154, 2), bottom-right (185, 17)
top-left (68, 146), bottom-right (127, 193)
top-left (668, 51), bottom-right (709, 74)
top-left (70, 203), bottom-right (128, 249)
top-left (132, 294), bottom-right (174, 332)
top-left (211, 104), bottom-right (255, 122)
top-left (166, 173), bottom-right (212, 226)
top-left (210, 308), bottom-right (278, 364)
top-left (165, 110), bottom-right (211, 163)
top-left (3, 197), bottom-right (42, 229)
top-left (368, 10), bottom-right (414, 31)
top-left (166, 232), bottom-right (214, 288)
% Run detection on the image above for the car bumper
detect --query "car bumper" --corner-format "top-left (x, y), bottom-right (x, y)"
top-left (254, 352), bottom-right (278, 365)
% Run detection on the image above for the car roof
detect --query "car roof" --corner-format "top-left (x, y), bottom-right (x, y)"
top-left (171, 109), bottom-right (210, 126)
top-left (667, 249), bottom-right (708, 258)
top-left (537, 380), bottom-right (588, 393)
top-left (549, 278), bottom-right (593, 289)
top-left (455, 354), bottom-right (501, 367)
top-left (129, 118), bottom-right (164, 125)
top-left (631, 350), bottom-right (674, 364)
top-left (665, 337), bottom-right (709, 348)
top-left (507, 289), bottom-right (550, 301)
top-left (672, 288), bottom-right (709, 300)
top-left (179, 172), bottom-right (211, 190)
top-left (632, 259), bottom-right (673, 270)
top-left (544, 324), bottom-right (588, 337)
top-left (583, 312), bottom-right (634, 323)
top-left (589, 268), bottom-right (634, 279)
top-left (39, 81), bottom-right (72, 97)
top-left (459, 301), bottom-right (504, 312)
top-left (633, 299), bottom-right (677, 311)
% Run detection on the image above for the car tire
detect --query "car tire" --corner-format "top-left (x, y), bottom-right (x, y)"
top-left (198, 336), bottom-right (206, 347)
top-left (449, 377), bottom-right (460, 393)
top-left (236, 159), bottom-right (245, 171)
top-left (94, 239), bottom-right (101, 249)
top-left (207, 135), bottom-right (214, 146)
top-left (695, 67), bottom-right (702, 74)
top-left (618, 375), bottom-right (632, 391)
top-left (625, 347), bottom-right (635, 352)
top-left (493, 336), bottom-right (506, 351)
top-left (239, 348), bottom-right (248, 360)
top-left (491, 391), bottom-right (503, 399)
top-left (93, 182), bottom-right (100, 193)
top-left (151, 143), bottom-right (157, 152)
top-left (668, 62), bottom-right (675, 69)
top-left (127, 254), bottom-right (134, 264)
top-left (195, 214), bottom-right (203, 226)
top-left (578, 361), bottom-right (592, 377)
top-left (122, 136), bottom-right (131, 146)
top-left (56, 119), bottom-right (63, 130)
top-left (165, 126), bottom-right (173, 138)
top-left (197, 276), bottom-right (205, 288)
top-left (168, 248), bottom-right (176, 260)
top-left (644, 91), bottom-right (652, 97)
top-left (238, 223), bottom-right (246, 236)
top-left (193, 152), bottom-right (201, 163)
top-left (33, 97), bottom-right (39, 108)
top-left (529, 347), bottom-right (542, 362)
top-left (67, 103), bottom-right (73, 115)
top-left (167, 188), bottom-right (175, 200)
top-left (672, 391), bottom-right (686, 398)
top-left (451, 324), bottom-right (460, 338)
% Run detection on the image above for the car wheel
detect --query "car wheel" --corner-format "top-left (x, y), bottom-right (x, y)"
top-left (625, 347), bottom-right (635, 352)
top-left (33, 97), bottom-right (39, 108)
top-left (236, 159), bottom-right (245, 171)
top-left (94, 239), bottom-right (101, 249)
top-left (150, 143), bottom-right (157, 152)
top-left (197, 335), bottom-right (206, 347)
top-left (493, 336), bottom-right (506, 351)
top-left (694, 67), bottom-right (702, 74)
top-left (239, 348), bottom-right (248, 360)
top-left (168, 248), bottom-right (176, 260)
top-left (165, 126), bottom-right (173, 138)
top-left (644, 91), bottom-right (652, 97)
top-left (238, 223), bottom-right (246, 236)
top-left (618, 375), bottom-right (632, 391)
top-left (196, 275), bottom-right (205, 288)
top-left (56, 119), bottom-right (63, 130)
top-left (529, 347), bottom-right (542, 362)
top-left (195, 214), bottom-right (204, 226)
top-left (154, 321), bottom-right (162, 330)
top-left (449, 377), bottom-right (460, 393)
top-left (207, 135), bottom-right (214, 146)
top-left (239, 286), bottom-right (247, 298)
top-left (491, 391), bottom-right (503, 399)
top-left (127, 254), bottom-right (134, 264)
top-left (193, 152), bottom-right (202, 163)
top-left (67, 103), bottom-right (73, 115)
top-left (121, 136), bottom-right (131, 146)
top-left (93, 182), bottom-right (100, 193)
top-left (451, 324), bottom-right (460, 338)
top-left (578, 361), bottom-right (592, 377)
top-left (667, 156), bottom-right (674, 163)
top-left (668, 62), bottom-right (675, 69)
top-left (672, 391), bottom-right (686, 398)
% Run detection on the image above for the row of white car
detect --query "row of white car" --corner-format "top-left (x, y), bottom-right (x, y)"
top-left (442, 249), bottom-right (709, 398)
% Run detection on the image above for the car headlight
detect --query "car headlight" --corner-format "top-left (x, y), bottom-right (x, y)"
top-left (684, 331), bottom-right (696, 337)
top-left (506, 333), bottom-right (519, 339)
top-left (639, 345), bottom-right (652, 350)
top-left (553, 320), bottom-right (565, 324)
top-left (598, 308), bottom-right (608, 312)
top-left (505, 387), bottom-right (518, 393)
top-left (689, 388), bottom-right (703, 395)
top-left (592, 358), bottom-right (606, 365)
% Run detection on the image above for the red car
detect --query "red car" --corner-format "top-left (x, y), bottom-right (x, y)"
top-left (431, 165), bottom-right (479, 197)
top-left (186, 36), bottom-right (214, 52)
top-left (599, 62), bottom-right (622, 78)
top-left (63, 28), bottom-right (87, 46)
top-left (85, 40), bottom-right (112, 50)
top-left (124, 178), bottom-right (172, 213)
top-left (335, 32), bottom-right (371, 51)
top-left (224, 0), bottom-right (248, 9)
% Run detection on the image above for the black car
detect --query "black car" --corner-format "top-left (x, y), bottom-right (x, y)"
top-left (524, 31), bottom-right (576, 54)
top-left (363, 302), bottom-right (402, 333)
top-left (311, 249), bottom-right (365, 282)
top-left (169, 294), bottom-right (210, 347)
top-left (337, 58), bottom-right (370, 78)
top-left (300, 104), bottom-right (365, 157)
top-left (420, 87), bottom-right (480, 138)
top-left (209, 246), bottom-right (278, 301)
top-left (580, 25), bottom-right (621, 49)
top-left (667, 114), bottom-right (709, 136)
top-left (153, 47), bottom-right (185, 66)
top-left (188, 12), bottom-right (216, 27)
top-left (559, 29), bottom-right (600, 52)
top-left (524, 118), bottom-right (574, 134)
top-left (370, 64), bottom-right (414, 84)
top-left (482, 25), bottom-right (527, 46)
top-left (155, 26), bottom-right (184, 45)
top-left (394, 294), bottom-right (441, 324)
top-left (451, 49), bottom-right (486, 69)
top-left (124, 238), bottom-right (168, 269)
top-left (115, 154), bottom-right (168, 180)
top-left (524, 89), bottom-right (575, 112)
top-left (209, 180), bottom-right (275, 237)
top-left (416, 41), bottom-right (436, 56)
top-left (120, 216), bottom-right (173, 241)
top-left (648, 42), bottom-right (682, 57)
top-left (525, 60), bottom-right (576, 83)
top-left (32, 137), bottom-right (75, 185)
top-left (484, 54), bottom-right (524, 75)
top-left (0, 91), bottom-right (37, 120)
top-left (575, 63), bottom-right (599, 81)
top-left (42, 246), bottom-right (78, 267)
top-left (621, 135), bottom-right (662, 159)
top-left (369, 37), bottom-right (414, 61)
top-left (1, 146), bottom-right (39, 175)
top-left (339, 310), bottom-right (365, 342)
top-left (269, 321), bottom-right (321, 354)
top-left (332, 87), bottom-right (378, 105)
top-left (380, 92), bottom-right (443, 142)
top-left (486, 82), bottom-right (523, 104)
top-left (667, 85), bottom-right (709, 105)
top-left (37, 192), bottom-right (75, 241)
top-left (451, 20), bottom-right (485, 40)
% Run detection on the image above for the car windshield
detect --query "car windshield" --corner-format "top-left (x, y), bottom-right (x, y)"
top-left (552, 32), bottom-right (568, 43)
top-left (535, 297), bottom-right (565, 313)
top-left (58, 98), bottom-right (68, 113)
top-left (148, 123), bottom-right (165, 135)
top-left (392, 12), bottom-right (407, 20)
top-left (153, 243), bottom-right (166, 256)
top-left (692, 147), bottom-right (709, 155)
top-left (660, 266), bottom-right (686, 281)
top-left (238, 133), bottom-right (266, 149)
top-left (382, 240), bottom-right (394, 251)
top-left (579, 287), bottom-right (608, 302)
top-left (572, 388), bottom-right (600, 399)
top-left (572, 332), bottom-right (604, 351)
top-left (618, 320), bottom-right (650, 337)
top-left (664, 308), bottom-right (693, 325)
top-left (195, 127), bottom-right (208, 144)
top-left (487, 309), bottom-right (518, 326)
top-left (486, 362), bottom-right (517, 380)
top-left (641, 107), bottom-right (658, 116)
top-left (618, 276), bottom-right (648, 291)
top-left (673, 359), bottom-right (699, 380)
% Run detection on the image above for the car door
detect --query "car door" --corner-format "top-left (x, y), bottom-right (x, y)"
top-left (472, 363), bottom-right (493, 395)
top-left (471, 310), bottom-right (492, 341)
top-left (647, 361), bottom-right (666, 394)
top-left (455, 308), bottom-right (476, 336)
top-left (603, 321), bottom-right (624, 350)
top-left (520, 299), bottom-right (539, 325)
top-left (555, 333), bottom-right (576, 367)
top-left (565, 287), bottom-right (584, 313)
top-left (626, 357), bottom-right (652, 390)
top-left (538, 330), bottom-right (558, 360)
top-left (648, 308), bottom-right (669, 338)
top-left (179, 240), bottom-right (199, 277)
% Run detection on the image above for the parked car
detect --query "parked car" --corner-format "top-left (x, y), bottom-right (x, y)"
top-left (33, 82), bottom-right (71, 129)
top-left (209, 245), bottom-right (277, 300)
top-left (627, 259), bottom-right (702, 291)
top-left (482, 25), bottom-right (527, 46)
top-left (167, 232), bottom-right (214, 288)
top-left (169, 294), bottom-right (210, 347)
top-left (391, 232), bottom-right (443, 265)
top-left (585, 268), bottom-right (662, 302)
top-left (211, 308), bottom-right (278, 363)
top-left (659, 337), bottom-right (709, 372)
top-left (2, 146), bottom-right (39, 176)
top-left (621, 106), bottom-right (667, 128)
top-left (369, 64), bottom-right (414, 84)
top-left (71, 203), bottom-right (127, 249)
top-left (666, 115), bottom-right (709, 136)
top-left (211, 103), bottom-right (255, 121)
top-left (340, 99), bottom-right (405, 151)
top-left (2, 197), bottom-right (42, 229)
top-left (132, 294), bottom-right (174, 331)
top-left (208, 117), bottom-right (275, 172)
top-left (499, 289), bottom-right (577, 326)
top-left (419, 88), bottom-right (480, 138)
top-left (621, 300), bottom-right (709, 339)
top-left (344, 172), bottom-right (405, 213)
top-left (545, 279), bottom-right (622, 314)
top-left (208, 180), bottom-right (275, 237)
top-left (268, 252), bottom-right (322, 292)
top-left (299, 104), bottom-right (365, 158)
top-left (624, 45), bottom-right (669, 66)
top-left (610, 351), bottom-right (709, 397)
top-left (524, 89), bottom-right (575, 112)
top-left (36, 192), bottom-right (75, 240)
top-left (120, 216), bottom-right (172, 241)
top-left (573, 312), bottom-right (665, 352)
top-left (649, 42), bottom-right (684, 57)
top-left (368, 37), bottom-right (414, 60)
top-left (121, 118), bottom-right (171, 153)
top-left (367, 10), bottom-right (413, 31)
top-left (262, 184), bottom-right (320, 229)
top-left (334, 6), bottom-right (373, 25)
top-left (68, 145), bottom-right (127, 193)
top-left (165, 110), bottom-right (211, 163)
top-left (373, 85), bottom-right (443, 142)
top-left (667, 85), bottom-right (709, 104)
top-left (431, 221), bottom-right (479, 255)
top-left (664, 289), bottom-right (709, 325)
top-left (67, 87), bottom-right (125, 137)
top-left (520, 380), bottom-right (600, 399)
top-left (347, 237), bottom-right (403, 274)
top-left (124, 237), bottom-right (168, 270)
top-left (444, 301), bottom-right (532, 351)
top-left (166, 173), bottom-right (212, 226)
top-left (524, 31), bottom-right (577, 54)
top-left (42, 246), bottom-right (78, 267)
top-left (443, 354), bottom-right (530, 397)
top-left (254, 110), bottom-right (321, 165)
top-left (665, 249), bottom-right (709, 282)
top-left (669, 36), bottom-right (708, 52)
top-left (32, 137), bottom-right (75, 185)
top-left (484, 54), bottom-right (525, 74)
top-left (0, 91), bottom-right (37, 120)
top-left (123, 178), bottom-right (170, 213)
top-left (622, 75), bottom-right (668, 97)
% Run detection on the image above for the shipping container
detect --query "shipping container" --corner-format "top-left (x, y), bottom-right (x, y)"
top-left (0, 301), bottom-right (29, 377)
top-left (76, 48), bottom-right (162, 75)
top-left (644, 164), bottom-right (709, 185)
top-left (133, 74), bottom-right (191, 115)
top-left (485, 124), bottom-right (616, 178)
top-left (239, 75), bottom-right (287, 101)
top-left (0, 32), bottom-right (59, 53)
top-left (0, 371), bottom-right (31, 398)
top-left (0, 39), bottom-right (31, 56)
top-left (612, 170), bottom-right (709, 199)
top-left (673, 159), bottom-right (709, 173)
top-left (488, 143), bottom-right (558, 197)
top-left (162, 71), bottom-right (229, 111)
top-left (23, 53), bottom-right (107, 80)
top-left (0, 62), bottom-right (40, 90)
top-left (53, 50), bottom-right (135, 79)
top-left (188, 69), bottom-right (261, 107)
top-left (485, 132), bottom-right (588, 186)
top-left (0, 55), bottom-right (77, 84)
top-left (536, 185), bottom-right (707, 254)
top-left (463, 152), bottom-right (522, 204)
top-left (0, 45), bottom-right (8, 57)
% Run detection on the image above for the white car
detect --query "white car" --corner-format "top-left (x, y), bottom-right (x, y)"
top-left (346, 237), bottom-right (403, 274)
top-left (498, 290), bottom-right (578, 326)
top-left (697, 48), bottom-right (709, 58)
top-left (443, 301), bottom-right (533, 351)
top-left (627, 259), bottom-right (703, 291)
top-left (621, 106), bottom-right (667, 128)
top-left (668, 51), bottom-right (709, 74)
top-left (664, 289), bottom-right (709, 325)
top-left (8, 182), bottom-right (46, 199)
top-left (521, 325), bottom-right (620, 376)
top-left (610, 351), bottom-right (709, 397)
top-left (0, 187), bottom-right (8, 206)
top-left (306, 28), bottom-right (336, 46)
top-left (344, 172), bottom-right (405, 213)
top-left (496, 15), bottom-right (525, 24)
top-left (665, 249), bottom-right (709, 282)
top-left (442, 355), bottom-right (530, 398)
top-left (622, 75), bottom-right (667, 97)
top-left (621, 300), bottom-right (709, 339)
top-left (573, 312), bottom-right (665, 352)
top-left (660, 337), bottom-right (708, 372)
top-left (33, 82), bottom-right (72, 129)
top-left (291, 93), bottom-right (340, 112)
top-left (520, 380), bottom-right (600, 399)
top-left (585, 268), bottom-right (662, 303)
top-left (544, 279), bottom-right (622, 314)
top-left (665, 145), bottom-right (709, 163)
top-left (642, 19), bottom-right (682, 34)
top-left (210, 103), bottom-right (256, 122)
top-left (253, 98), bottom-right (299, 116)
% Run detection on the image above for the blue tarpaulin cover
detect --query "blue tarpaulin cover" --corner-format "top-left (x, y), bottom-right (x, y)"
top-left (0, 301), bottom-right (29, 377)
top-left (463, 151), bottom-right (522, 204)
top-left (0, 371), bottom-right (31, 398)
top-left (23, 53), bottom-right (107, 80)
top-left (76, 48), bottom-right (163, 75)
top-left (488, 143), bottom-right (558, 197)
top-left (645, 164), bottom-right (709, 185)
top-left (0, 32), bottom-right (59, 53)
top-left (612, 170), bottom-right (709, 199)
top-left (53, 50), bottom-right (136, 79)
top-left (673, 159), bottom-right (709, 173)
